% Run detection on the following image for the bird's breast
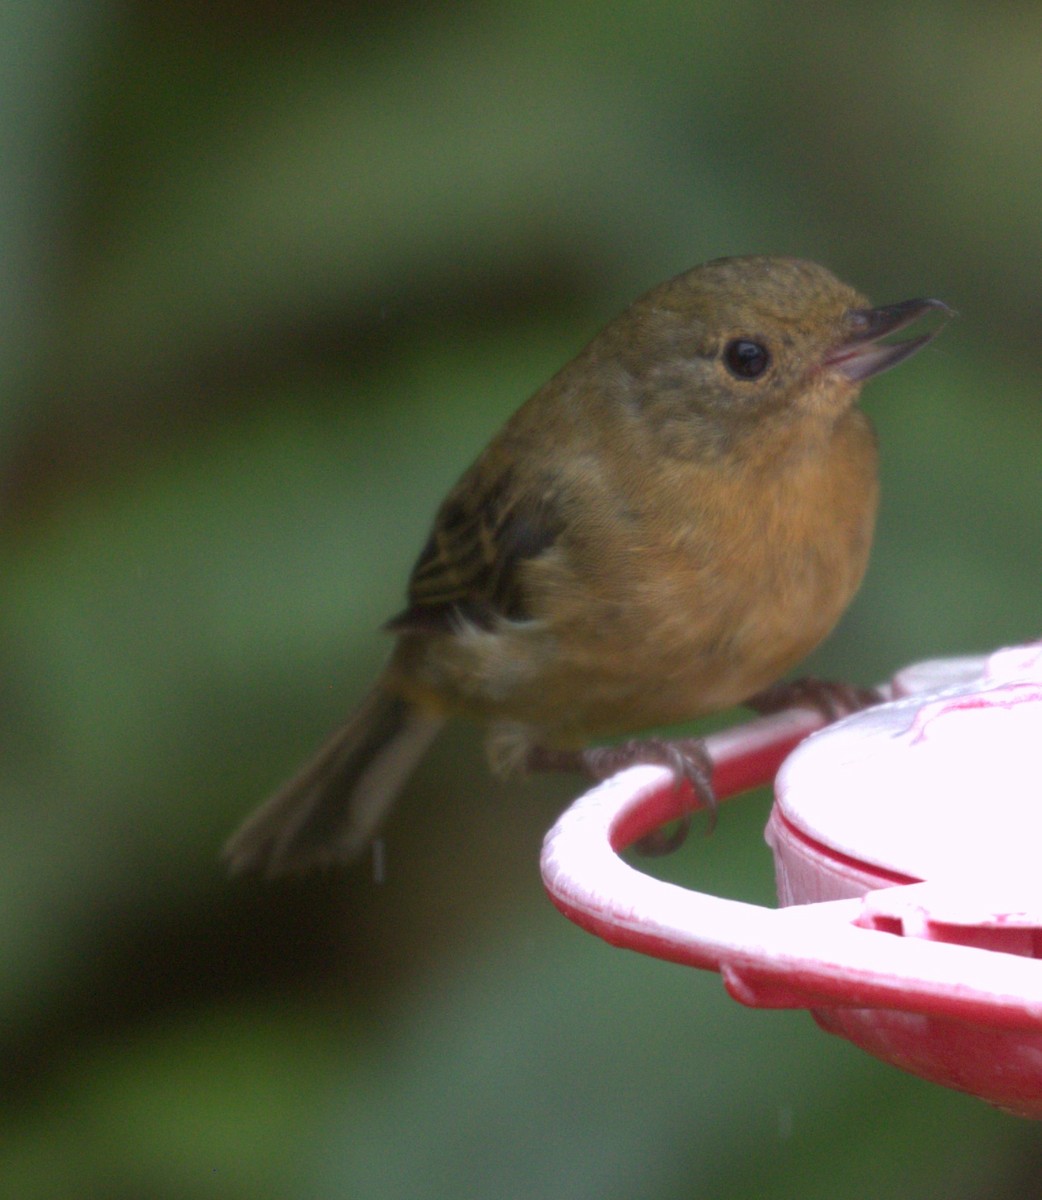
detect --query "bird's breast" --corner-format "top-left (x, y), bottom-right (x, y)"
top-left (515, 415), bottom-right (879, 736)
top-left (402, 412), bottom-right (879, 743)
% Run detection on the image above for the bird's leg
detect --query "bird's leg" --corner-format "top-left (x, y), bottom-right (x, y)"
top-left (526, 737), bottom-right (716, 855)
top-left (744, 677), bottom-right (885, 721)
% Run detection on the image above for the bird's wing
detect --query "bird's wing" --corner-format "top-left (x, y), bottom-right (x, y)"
top-left (385, 465), bottom-right (563, 635)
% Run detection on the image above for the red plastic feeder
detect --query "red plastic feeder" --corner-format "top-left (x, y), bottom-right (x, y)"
top-left (541, 643), bottom-right (1042, 1118)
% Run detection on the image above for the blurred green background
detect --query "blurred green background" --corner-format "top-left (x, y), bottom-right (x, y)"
top-left (4, 3), bottom-right (1042, 1197)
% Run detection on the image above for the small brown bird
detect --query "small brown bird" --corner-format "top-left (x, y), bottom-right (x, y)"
top-left (225, 255), bottom-right (949, 875)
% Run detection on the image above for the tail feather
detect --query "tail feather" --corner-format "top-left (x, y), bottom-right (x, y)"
top-left (224, 688), bottom-right (443, 876)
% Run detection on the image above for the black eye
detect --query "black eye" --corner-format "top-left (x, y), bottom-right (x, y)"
top-left (723, 338), bottom-right (771, 380)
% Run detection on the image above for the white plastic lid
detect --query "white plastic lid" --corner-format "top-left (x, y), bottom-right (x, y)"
top-left (775, 646), bottom-right (1042, 887)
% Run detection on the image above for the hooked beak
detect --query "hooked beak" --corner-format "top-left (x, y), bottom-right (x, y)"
top-left (824, 297), bottom-right (953, 383)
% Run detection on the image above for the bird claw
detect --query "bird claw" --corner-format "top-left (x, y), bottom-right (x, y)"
top-left (584, 737), bottom-right (717, 854)
top-left (527, 736), bottom-right (716, 855)
top-left (744, 677), bottom-right (885, 722)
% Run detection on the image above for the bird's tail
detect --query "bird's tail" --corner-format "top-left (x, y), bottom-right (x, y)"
top-left (224, 686), bottom-right (444, 876)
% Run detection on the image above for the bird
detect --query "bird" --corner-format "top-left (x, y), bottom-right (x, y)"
top-left (224, 255), bottom-right (950, 875)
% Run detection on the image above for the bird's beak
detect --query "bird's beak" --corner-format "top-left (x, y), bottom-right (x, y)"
top-left (824, 298), bottom-right (952, 383)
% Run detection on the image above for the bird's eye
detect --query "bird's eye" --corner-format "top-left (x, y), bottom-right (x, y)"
top-left (723, 339), bottom-right (771, 380)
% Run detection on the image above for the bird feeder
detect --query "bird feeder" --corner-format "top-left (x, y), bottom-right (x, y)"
top-left (541, 643), bottom-right (1042, 1118)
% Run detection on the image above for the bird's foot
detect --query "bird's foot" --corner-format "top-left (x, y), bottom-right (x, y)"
top-left (744, 677), bottom-right (885, 722)
top-left (526, 737), bottom-right (715, 855)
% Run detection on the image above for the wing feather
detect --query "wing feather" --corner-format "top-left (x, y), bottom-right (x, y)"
top-left (386, 466), bottom-right (562, 634)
